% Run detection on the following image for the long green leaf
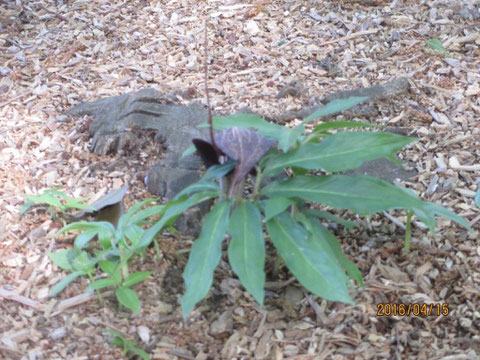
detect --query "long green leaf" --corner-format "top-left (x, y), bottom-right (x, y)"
top-left (304, 96), bottom-right (368, 123)
top-left (129, 205), bottom-right (165, 225)
top-left (180, 200), bottom-right (233, 318)
top-left (266, 212), bottom-right (352, 303)
top-left (138, 192), bottom-right (215, 248)
top-left (57, 221), bottom-right (116, 236)
top-left (261, 175), bottom-right (423, 215)
top-left (304, 215), bottom-right (363, 286)
top-left (413, 201), bottom-right (471, 232)
top-left (263, 131), bottom-right (415, 176)
top-left (49, 271), bottom-right (84, 296)
top-left (174, 181), bottom-right (220, 199)
top-left (227, 202), bottom-right (265, 305)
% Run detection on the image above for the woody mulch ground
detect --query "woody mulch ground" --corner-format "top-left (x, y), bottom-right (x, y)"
top-left (1, 1), bottom-right (479, 359)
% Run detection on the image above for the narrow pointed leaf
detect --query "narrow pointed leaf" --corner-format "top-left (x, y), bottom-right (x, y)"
top-left (266, 212), bottom-right (352, 303)
top-left (414, 201), bottom-right (471, 232)
top-left (264, 131), bottom-right (415, 176)
top-left (261, 175), bottom-right (424, 215)
top-left (305, 216), bottom-right (363, 286)
top-left (50, 271), bottom-right (85, 296)
top-left (228, 202), bottom-right (265, 305)
top-left (304, 96), bottom-right (368, 123)
top-left (139, 192), bottom-right (216, 248)
top-left (181, 144), bottom-right (196, 158)
top-left (202, 160), bottom-right (236, 181)
top-left (181, 200), bottom-right (233, 318)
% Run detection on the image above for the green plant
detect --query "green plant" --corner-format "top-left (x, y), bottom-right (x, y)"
top-left (48, 198), bottom-right (164, 313)
top-left (425, 38), bottom-right (448, 55)
top-left (140, 92), bottom-right (471, 318)
top-left (21, 187), bottom-right (95, 221)
top-left (105, 328), bottom-right (150, 360)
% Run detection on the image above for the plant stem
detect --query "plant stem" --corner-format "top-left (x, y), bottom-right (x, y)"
top-left (119, 247), bottom-right (129, 280)
top-left (88, 273), bottom-right (103, 303)
top-left (403, 211), bottom-right (413, 254)
top-left (252, 166), bottom-right (262, 199)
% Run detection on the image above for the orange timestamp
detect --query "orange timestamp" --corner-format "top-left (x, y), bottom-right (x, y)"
top-left (376, 303), bottom-right (449, 317)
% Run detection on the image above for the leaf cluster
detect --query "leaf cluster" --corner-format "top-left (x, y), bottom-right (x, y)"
top-left (166, 96), bottom-right (471, 318)
top-left (48, 198), bottom-right (164, 313)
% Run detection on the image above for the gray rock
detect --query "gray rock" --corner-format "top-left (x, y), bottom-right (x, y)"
top-left (67, 88), bottom-right (210, 235)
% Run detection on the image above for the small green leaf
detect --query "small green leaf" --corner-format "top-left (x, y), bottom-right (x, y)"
top-left (20, 200), bottom-right (35, 216)
top-left (180, 200), bottom-right (233, 318)
top-left (181, 144), bottom-right (196, 158)
top-left (27, 194), bottom-right (63, 209)
top-left (475, 189), bottom-right (480, 208)
top-left (304, 96), bottom-right (368, 123)
top-left (425, 38), bottom-right (446, 52)
top-left (116, 286), bottom-right (141, 313)
top-left (228, 202), bottom-right (265, 305)
top-left (123, 271), bottom-right (152, 287)
top-left (88, 277), bottom-right (120, 290)
top-left (129, 347), bottom-right (150, 360)
top-left (266, 212), bottom-right (352, 303)
top-left (74, 229), bottom-right (98, 249)
top-left (48, 249), bottom-right (75, 271)
top-left (202, 160), bottom-right (236, 181)
top-left (264, 197), bottom-right (294, 222)
top-left (98, 260), bottom-right (118, 277)
top-left (49, 271), bottom-right (84, 296)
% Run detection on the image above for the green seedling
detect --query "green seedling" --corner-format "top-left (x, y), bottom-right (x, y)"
top-left (49, 198), bottom-right (163, 313)
top-left (105, 328), bottom-right (150, 360)
top-left (21, 187), bottom-right (95, 221)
